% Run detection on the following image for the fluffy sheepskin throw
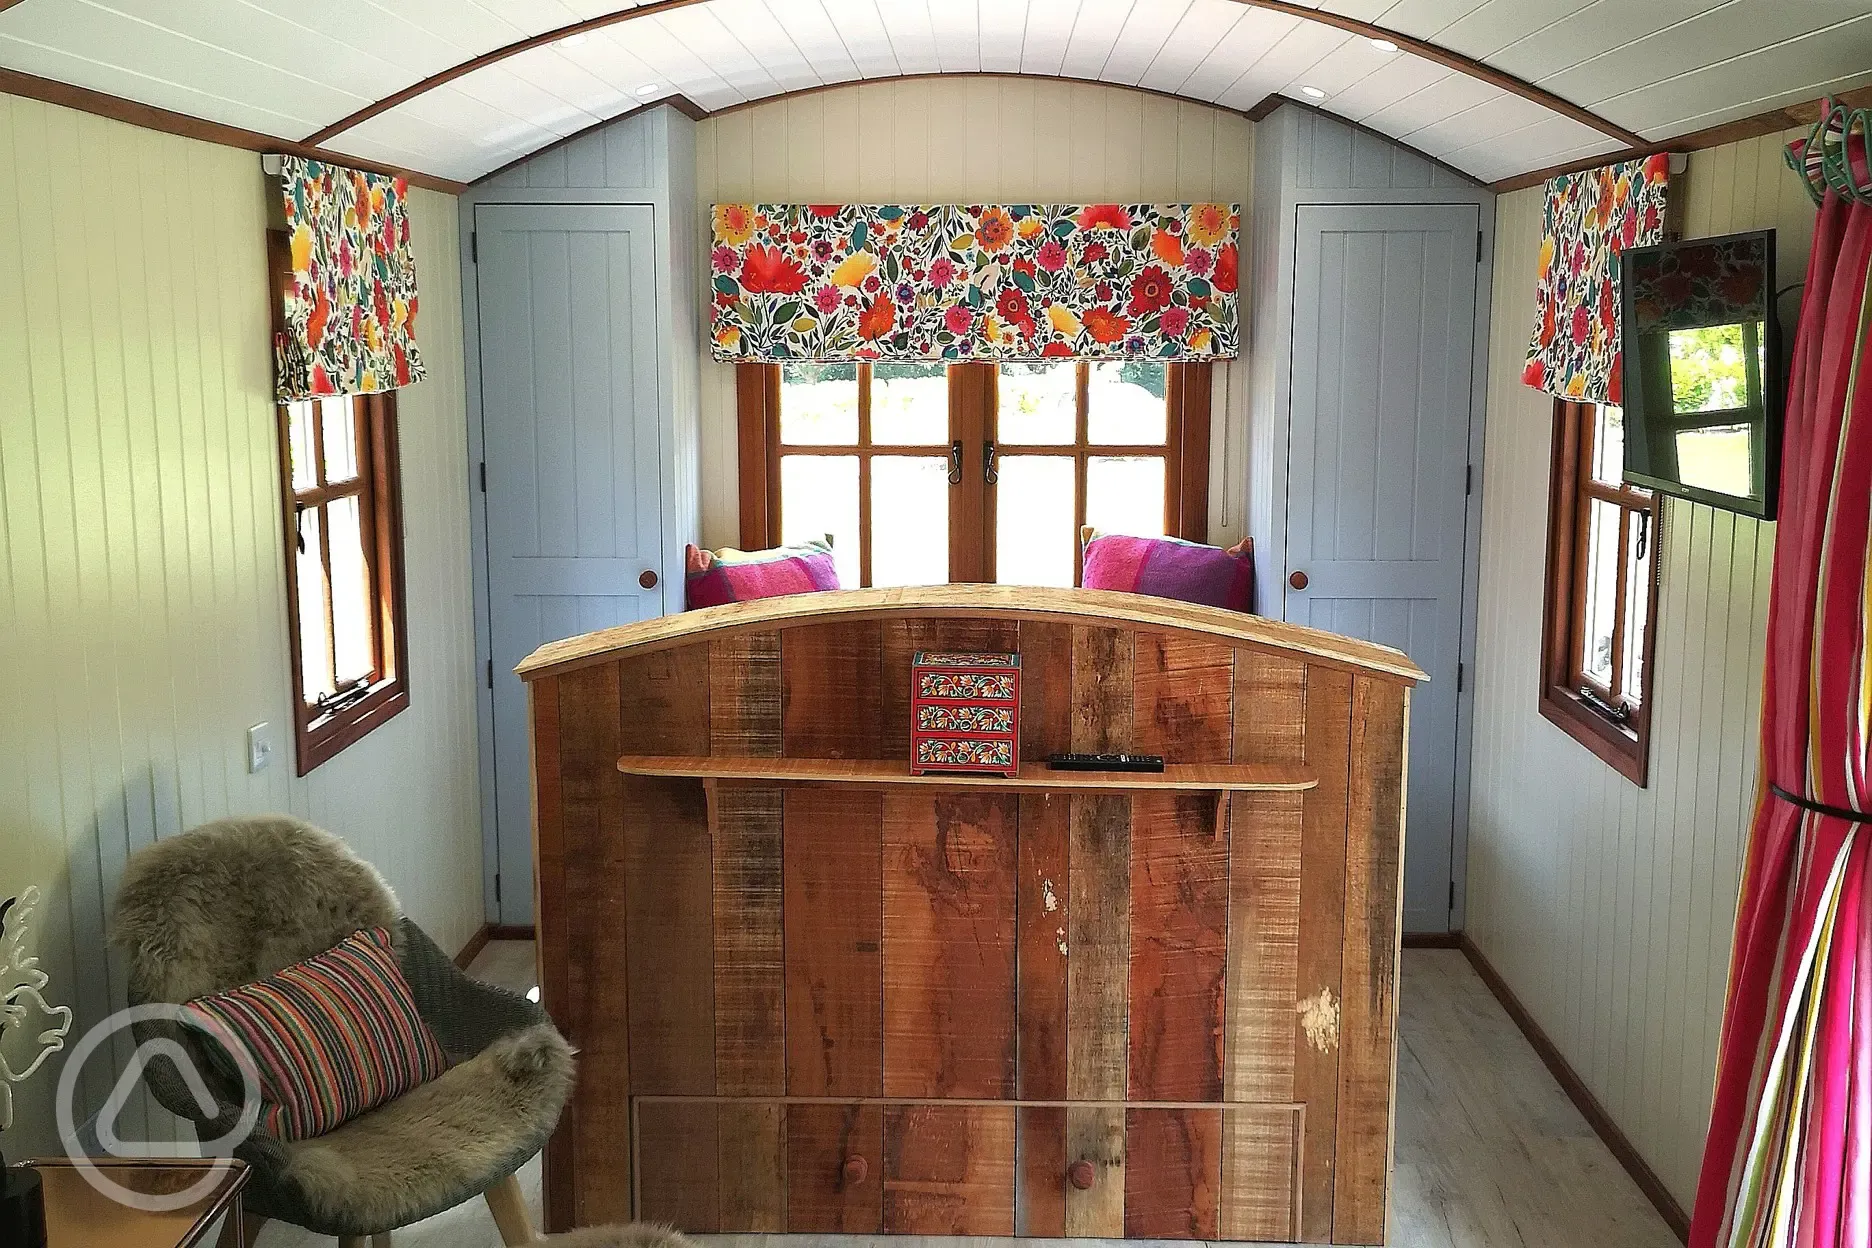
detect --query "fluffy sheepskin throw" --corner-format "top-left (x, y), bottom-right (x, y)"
top-left (112, 814), bottom-right (399, 1003)
top-left (541, 1224), bottom-right (698, 1248)
top-left (278, 1024), bottom-right (574, 1231)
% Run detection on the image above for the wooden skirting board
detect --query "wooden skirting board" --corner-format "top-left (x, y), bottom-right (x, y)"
top-left (453, 922), bottom-right (537, 969)
top-left (1435, 932), bottom-right (1691, 1243)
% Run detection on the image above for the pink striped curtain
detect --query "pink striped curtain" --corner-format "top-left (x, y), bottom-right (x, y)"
top-left (1692, 101), bottom-right (1872, 1247)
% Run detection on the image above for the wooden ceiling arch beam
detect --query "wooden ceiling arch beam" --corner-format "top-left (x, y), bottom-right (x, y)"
top-left (302, 0), bottom-right (1645, 151)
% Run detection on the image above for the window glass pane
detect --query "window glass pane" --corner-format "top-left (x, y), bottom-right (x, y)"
top-left (780, 362), bottom-right (859, 445)
top-left (781, 454), bottom-right (859, 587)
top-left (996, 456), bottom-right (1075, 587)
top-left (1087, 456), bottom-right (1166, 539)
top-left (295, 506), bottom-right (334, 703)
top-left (1088, 361), bottom-right (1167, 445)
top-left (997, 362), bottom-right (1076, 444)
top-left (1621, 512), bottom-right (1651, 705)
top-left (1581, 499), bottom-right (1621, 689)
top-left (871, 363), bottom-right (948, 445)
top-left (321, 397), bottom-right (359, 483)
top-left (1668, 324), bottom-right (1751, 413)
top-left (328, 495), bottom-right (375, 687)
top-left (1675, 424), bottom-right (1754, 496)
top-left (287, 402), bottom-right (318, 492)
top-left (1590, 403), bottom-right (1624, 487)
top-left (871, 456), bottom-right (949, 587)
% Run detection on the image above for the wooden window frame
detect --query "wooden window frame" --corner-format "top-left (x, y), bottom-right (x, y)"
top-left (268, 231), bottom-right (411, 775)
top-left (735, 359), bottom-right (1210, 585)
top-left (1540, 398), bottom-right (1659, 786)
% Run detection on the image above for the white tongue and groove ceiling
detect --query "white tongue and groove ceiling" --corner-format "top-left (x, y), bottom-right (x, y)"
top-left (2, 0), bottom-right (1869, 185)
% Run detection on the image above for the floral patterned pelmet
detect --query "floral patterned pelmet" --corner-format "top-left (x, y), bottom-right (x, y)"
top-left (277, 156), bottom-right (426, 400)
top-left (1521, 154), bottom-right (1670, 405)
top-left (709, 203), bottom-right (1240, 362)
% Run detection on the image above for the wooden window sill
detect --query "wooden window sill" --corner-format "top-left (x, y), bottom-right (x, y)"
top-left (1538, 685), bottom-right (1647, 786)
top-left (297, 680), bottom-right (410, 775)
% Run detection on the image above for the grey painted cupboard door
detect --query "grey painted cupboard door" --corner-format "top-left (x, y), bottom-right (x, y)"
top-left (475, 203), bottom-right (664, 924)
top-left (1286, 201), bottom-right (1479, 934)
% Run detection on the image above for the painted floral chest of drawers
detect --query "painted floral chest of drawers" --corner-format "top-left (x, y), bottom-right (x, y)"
top-left (909, 650), bottom-right (1021, 776)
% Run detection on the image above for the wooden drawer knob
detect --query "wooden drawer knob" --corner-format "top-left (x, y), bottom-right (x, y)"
top-left (1068, 1159), bottom-right (1097, 1191)
top-left (639, 569), bottom-right (659, 589)
top-left (1289, 569), bottom-right (1310, 590)
top-left (842, 1155), bottom-right (869, 1185)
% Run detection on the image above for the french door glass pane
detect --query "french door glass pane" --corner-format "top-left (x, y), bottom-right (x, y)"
top-left (328, 495), bottom-right (374, 686)
top-left (781, 454), bottom-right (860, 587)
top-left (1621, 514), bottom-right (1650, 704)
top-left (1087, 456), bottom-right (1166, 539)
top-left (295, 507), bottom-right (334, 701)
top-left (997, 362), bottom-right (1075, 444)
top-left (872, 363), bottom-right (948, 445)
top-left (996, 455), bottom-right (1075, 587)
top-left (321, 397), bottom-right (359, 482)
top-left (780, 363), bottom-right (859, 444)
top-left (872, 456), bottom-right (949, 586)
top-left (1088, 361), bottom-right (1167, 444)
top-left (1582, 498), bottom-right (1621, 688)
top-left (1590, 403), bottom-right (1624, 487)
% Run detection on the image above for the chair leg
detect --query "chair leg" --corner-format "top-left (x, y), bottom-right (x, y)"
top-left (370, 1235), bottom-right (393, 1248)
top-left (338, 1238), bottom-right (366, 1248)
top-left (483, 1171), bottom-right (535, 1246)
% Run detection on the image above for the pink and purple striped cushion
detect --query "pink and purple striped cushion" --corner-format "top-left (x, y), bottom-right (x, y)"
top-left (685, 536), bottom-right (841, 610)
top-left (182, 927), bottom-right (448, 1141)
top-left (1082, 530), bottom-right (1256, 613)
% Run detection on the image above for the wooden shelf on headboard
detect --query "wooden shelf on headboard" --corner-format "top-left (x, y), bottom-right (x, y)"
top-left (615, 754), bottom-right (1318, 794)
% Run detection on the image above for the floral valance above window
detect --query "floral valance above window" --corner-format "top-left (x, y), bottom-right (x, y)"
top-left (709, 202), bottom-right (1241, 363)
top-left (276, 156), bottom-right (426, 401)
top-left (1521, 154), bottom-right (1670, 405)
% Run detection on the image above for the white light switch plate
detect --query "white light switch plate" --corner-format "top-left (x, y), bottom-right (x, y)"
top-left (247, 722), bottom-right (274, 773)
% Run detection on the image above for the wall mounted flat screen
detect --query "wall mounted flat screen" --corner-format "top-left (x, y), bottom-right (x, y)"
top-left (1619, 229), bottom-right (1780, 519)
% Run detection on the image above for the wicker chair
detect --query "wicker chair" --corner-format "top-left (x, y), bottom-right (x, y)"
top-left (110, 815), bottom-right (573, 1248)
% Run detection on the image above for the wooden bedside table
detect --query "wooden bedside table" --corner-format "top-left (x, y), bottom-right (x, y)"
top-left (18, 1158), bottom-right (251, 1248)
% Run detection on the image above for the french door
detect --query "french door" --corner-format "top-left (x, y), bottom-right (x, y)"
top-left (737, 360), bottom-right (1211, 586)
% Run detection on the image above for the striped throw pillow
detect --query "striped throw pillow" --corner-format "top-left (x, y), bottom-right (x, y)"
top-left (182, 927), bottom-right (449, 1141)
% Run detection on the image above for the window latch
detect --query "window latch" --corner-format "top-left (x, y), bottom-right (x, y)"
top-left (948, 440), bottom-right (963, 485)
top-left (983, 439), bottom-right (999, 485)
top-left (1634, 510), bottom-right (1650, 560)
top-left (1577, 686), bottom-right (1632, 723)
top-left (293, 501), bottom-right (308, 554)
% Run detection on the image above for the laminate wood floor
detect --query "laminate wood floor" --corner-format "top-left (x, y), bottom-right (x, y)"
top-left (250, 946), bottom-right (1678, 1248)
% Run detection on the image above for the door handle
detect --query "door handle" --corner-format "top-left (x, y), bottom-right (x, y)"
top-left (1289, 569), bottom-right (1310, 590)
top-left (639, 569), bottom-right (659, 590)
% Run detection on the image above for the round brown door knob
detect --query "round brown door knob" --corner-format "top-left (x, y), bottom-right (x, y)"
top-left (1068, 1160), bottom-right (1097, 1190)
top-left (1289, 569), bottom-right (1310, 590)
top-left (639, 569), bottom-right (659, 589)
top-left (842, 1156), bottom-right (869, 1185)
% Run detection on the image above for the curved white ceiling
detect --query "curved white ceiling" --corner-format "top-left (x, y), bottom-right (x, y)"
top-left (3, 0), bottom-right (1869, 185)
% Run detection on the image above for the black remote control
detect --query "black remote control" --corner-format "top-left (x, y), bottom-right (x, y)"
top-left (1046, 752), bottom-right (1166, 773)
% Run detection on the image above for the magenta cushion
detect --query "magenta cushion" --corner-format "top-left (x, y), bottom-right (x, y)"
top-left (684, 536), bottom-right (841, 610)
top-left (1082, 531), bottom-right (1255, 612)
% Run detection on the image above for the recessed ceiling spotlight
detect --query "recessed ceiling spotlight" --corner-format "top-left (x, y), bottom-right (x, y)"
top-left (1370, 37), bottom-right (1399, 52)
top-left (559, 32), bottom-right (586, 47)
top-left (635, 83), bottom-right (660, 97)
top-left (1300, 85), bottom-right (1327, 99)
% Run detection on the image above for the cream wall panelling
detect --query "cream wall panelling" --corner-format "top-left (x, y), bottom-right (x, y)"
top-left (458, 104), bottom-right (702, 925)
top-left (0, 91), bottom-right (484, 1155)
top-left (1244, 102), bottom-right (1494, 935)
top-left (1463, 126), bottom-right (1816, 1209)
top-left (8, 0), bottom-right (1869, 184)
top-left (689, 76), bottom-right (1256, 553)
